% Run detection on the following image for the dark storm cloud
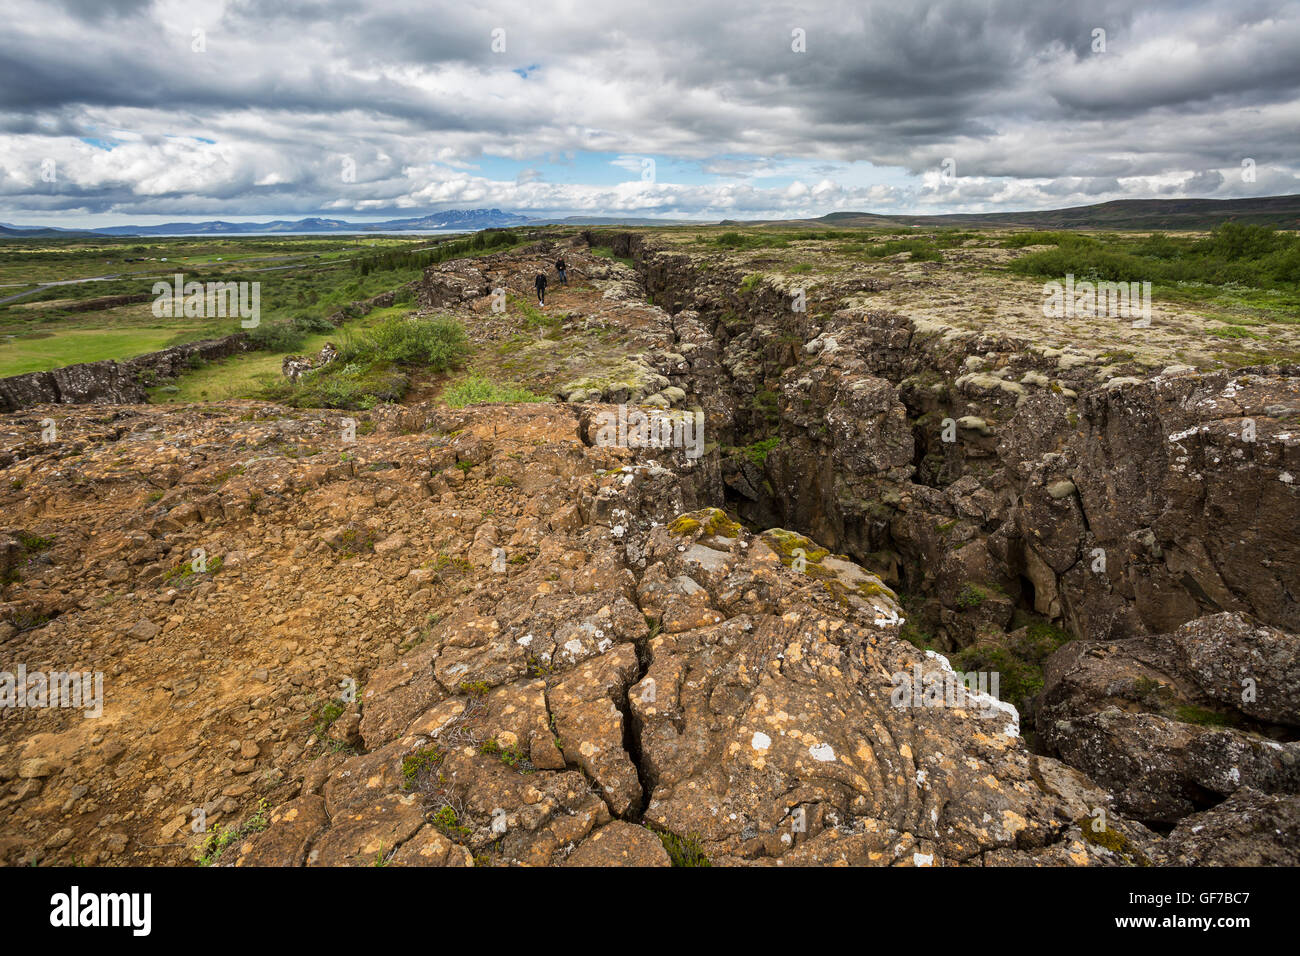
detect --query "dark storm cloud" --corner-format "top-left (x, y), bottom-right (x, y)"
top-left (49, 0), bottom-right (155, 21)
top-left (0, 0), bottom-right (1296, 223)
top-left (1186, 169), bottom-right (1227, 192)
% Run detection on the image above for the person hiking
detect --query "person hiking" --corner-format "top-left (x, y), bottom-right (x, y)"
top-left (555, 256), bottom-right (567, 285)
top-left (534, 271), bottom-right (548, 306)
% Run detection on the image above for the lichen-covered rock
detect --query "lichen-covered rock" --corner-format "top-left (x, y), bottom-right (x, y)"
top-left (232, 796), bottom-right (328, 867)
top-left (1162, 788), bottom-right (1300, 866)
top-left (1172, 613), bottom-right (1300, 726)
top-left (564, 822), bottom-right (670, 867)
top-left (1039, 613), bottom-right (1300, 824)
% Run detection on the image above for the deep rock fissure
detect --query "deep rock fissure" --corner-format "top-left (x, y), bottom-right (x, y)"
top-left (585, 228), bottom-right (1299, 641)
top-left (574, 231), bottom-right (1300, 823)
top-left (585, 229), bottom-right (1043, 642)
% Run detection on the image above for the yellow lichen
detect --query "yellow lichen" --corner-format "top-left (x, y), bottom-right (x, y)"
top-left (668, 507), bottom-right (741, 539)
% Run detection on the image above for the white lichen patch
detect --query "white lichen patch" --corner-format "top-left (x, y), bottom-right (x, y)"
top-left (809, 742), bottom-right (836, 762)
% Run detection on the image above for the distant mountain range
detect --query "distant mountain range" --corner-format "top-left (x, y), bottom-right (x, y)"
top-left (0, 223), bottom-right (81, 238)
top-left (0, 208), bottom-right (530, 237)
top-left (2, 195), bottom-right (1298, 237)
top-left (726, 194), bottom-right (1300, 231)
top-left (0, 208), bottom-right (705, 237)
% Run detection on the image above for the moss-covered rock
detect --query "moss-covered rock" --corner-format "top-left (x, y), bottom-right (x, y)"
top-left (667, 507), bottom-right (742, 539)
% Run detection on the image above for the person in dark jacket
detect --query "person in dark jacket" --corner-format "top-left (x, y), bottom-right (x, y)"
top-left (534, 271), bottom-right (547, 306)
top-left (555, 257), bottom-right (567, 285)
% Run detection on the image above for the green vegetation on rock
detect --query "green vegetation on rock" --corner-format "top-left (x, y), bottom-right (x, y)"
top-left (668, 507), bottom-right (742, 539)
top-left (261, 314), bottom-right (471, 409)
top-left (441, 373), bottom-right (549, 406)
top-left (651, 827), bottom-right (711, 867)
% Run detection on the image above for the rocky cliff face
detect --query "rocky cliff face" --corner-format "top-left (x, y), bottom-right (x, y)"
top-left (588, 230), bottom-right (1299, 645)
top-left (1, 234), bottom-right (1296, 866)
top-left (581, 229), bottom-right (1300, 838)
top-left (0, 334), bottom-right (252, 412)
top-left (1038, 613), bottom-right (1300, 823)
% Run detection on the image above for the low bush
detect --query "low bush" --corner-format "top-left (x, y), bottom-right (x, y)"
top-left (337, 314), bottom-right (470, 371)
top-left (441, 374), bottom-right (549, 406)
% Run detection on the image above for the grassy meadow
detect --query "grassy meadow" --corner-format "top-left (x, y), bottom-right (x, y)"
top-left (0, 231), bottom-right (526, 397)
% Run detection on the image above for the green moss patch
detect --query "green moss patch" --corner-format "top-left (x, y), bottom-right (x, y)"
top-left (668, 507), bottom-right (742, 539)
top-left (1076, 814), bottom-right (1152, 866)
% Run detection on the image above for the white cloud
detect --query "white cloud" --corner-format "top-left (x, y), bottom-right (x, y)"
top-left (0, 0), bottom-right (1297, 224)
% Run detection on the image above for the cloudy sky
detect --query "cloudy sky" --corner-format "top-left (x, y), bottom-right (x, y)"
top-left (1, 0), bottom-right (1298, 226)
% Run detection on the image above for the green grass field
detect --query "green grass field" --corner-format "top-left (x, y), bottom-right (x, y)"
top-left (151, 305), bottom-right (412, 403)
top-left (0, 326), bottom-right (212, 376)
top-left (0, 234), bottom-right (462, 379)
top-left (0, 231), bottom-right (530, 382)
top-left (0, 235), bottom-right (412, 286)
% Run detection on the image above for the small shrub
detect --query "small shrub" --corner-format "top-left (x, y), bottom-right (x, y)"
top-left (195, 799), bottom-right (271, 866)
top-left (339, 314), bottom-right (470, 371)
top-left (431, 806), bottom-right (471, 839)
top-left (247, 321), bottom-right (308, 352)
top-left (292, 313), bottom-right (336, 335)
top-left (956, 583), bottom-right (987, 609)
top-left (15, 531), bottom-right (54, 552)
top-left (441, 374), bottom-right (548, 407)
top-left (312, 700), bottom-right (345, 738)
top-left (401, 746), bottom-right (446, 787)
top-left (652, 827), bottom-right (711, 867)
top-left (741, 437), bottom-right (779, 467)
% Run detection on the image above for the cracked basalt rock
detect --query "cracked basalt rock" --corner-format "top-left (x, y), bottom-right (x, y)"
top-left (1038, 612), bottom-right (1300, 824)
top-left (231, 480), bottom-right (1165, 865)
